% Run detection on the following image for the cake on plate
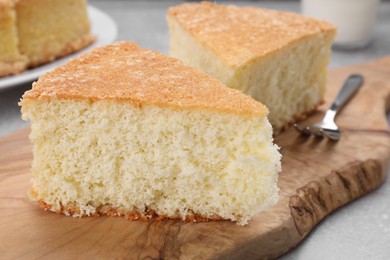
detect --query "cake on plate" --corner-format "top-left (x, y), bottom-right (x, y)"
top-left (167, 2), bottom-right (336, 132)
top-left (0, 0), bottom-right (94, 77)
top-left (20, 41), bottom-right (281, 226)
top-left (15, 0), bottom-right (95, 67)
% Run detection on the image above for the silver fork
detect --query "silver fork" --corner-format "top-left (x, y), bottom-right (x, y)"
top-left (294, 74), bottom-right (364, 141)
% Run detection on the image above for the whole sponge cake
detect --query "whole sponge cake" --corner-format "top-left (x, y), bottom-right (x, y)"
top-left (21, 41), bottom-right (281, 226)
top-left (15, 0), bottom-right (95, 67)
top-left (0, 0), bottom-right (94, 77)
top-left (0, 0), bottom-right (27, 76)
top-left (168, 2), bottom-right (336, 132)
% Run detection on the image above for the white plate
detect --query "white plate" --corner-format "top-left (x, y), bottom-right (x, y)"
top-left (0, 6), bottom-right (117, 91)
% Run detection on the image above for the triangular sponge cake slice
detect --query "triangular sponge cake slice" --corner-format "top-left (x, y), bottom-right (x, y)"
top-left (20, 41), bottom-right (281, 226)
top-left (167, 2), bottom-right (336, 132)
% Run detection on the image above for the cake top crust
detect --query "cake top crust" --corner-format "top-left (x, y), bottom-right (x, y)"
top-left (168, 2), bottom-right (336, 68)
top-left (22, 41), bottom-right (267, 116)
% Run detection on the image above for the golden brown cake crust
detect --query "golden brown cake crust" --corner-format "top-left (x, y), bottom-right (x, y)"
top-left (38, 200), bottom-right (229, 224)
top-left (27, 33), bottom-right (96, 68)
top-left (168, 2), bottom-right (336, 68)
top-left (23, 41), bottom-right (268, 116)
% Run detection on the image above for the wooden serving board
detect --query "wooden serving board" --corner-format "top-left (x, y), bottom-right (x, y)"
top-left (1, 58), bottom-right (390, 260)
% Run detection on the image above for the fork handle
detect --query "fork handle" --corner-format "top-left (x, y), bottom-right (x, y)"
top-left (329, 74), bottom-right (364, 113)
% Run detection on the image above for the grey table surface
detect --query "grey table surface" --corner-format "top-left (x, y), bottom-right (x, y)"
top-left (0, 1), bottom-right (389, 259)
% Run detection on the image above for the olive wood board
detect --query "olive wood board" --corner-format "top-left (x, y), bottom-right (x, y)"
top-left (0, 57), bottom-right (390, 259)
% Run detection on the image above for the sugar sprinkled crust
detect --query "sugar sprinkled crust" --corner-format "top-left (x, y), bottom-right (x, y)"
top-left (168, 2), bottom-right (336, 68)
top-left (23, 41), bottom-right (268, 116)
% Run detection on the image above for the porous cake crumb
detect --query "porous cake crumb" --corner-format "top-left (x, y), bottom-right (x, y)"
top-left (21, 41), bottom-right (282, 226)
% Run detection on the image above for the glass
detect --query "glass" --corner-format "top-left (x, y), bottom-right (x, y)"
top-left (302, 0), bottom-right (380, 50)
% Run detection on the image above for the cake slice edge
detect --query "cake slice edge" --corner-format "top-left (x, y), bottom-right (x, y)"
top-left (21, 98), bottom-right (281, 226)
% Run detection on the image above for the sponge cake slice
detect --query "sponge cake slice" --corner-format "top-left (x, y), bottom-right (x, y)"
top-left (21, 41), bottom-right (281, 226)
top-left (168, 2), bottom-right (336, 132)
